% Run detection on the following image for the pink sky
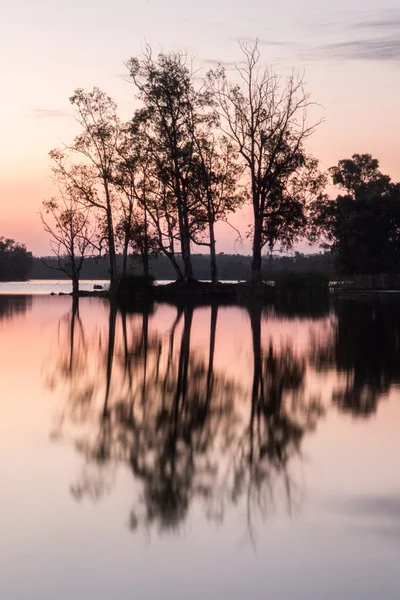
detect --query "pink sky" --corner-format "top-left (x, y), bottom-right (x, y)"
top-left (1, 2), bottom-right (400, 256)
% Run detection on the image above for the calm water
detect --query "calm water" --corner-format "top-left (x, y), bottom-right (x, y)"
top-left (0, 280), bottom-right (110, 295)
top-left (1, 290), bottom-right (400, 599)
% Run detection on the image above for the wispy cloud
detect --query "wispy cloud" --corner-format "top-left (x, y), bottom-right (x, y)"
top-left (353, 13), bottom-right (400, 31)
top-left (30, 108), bottom-right (70, 119)
top-left (301, 9), bottom-right (400, 64)
top-left (303, 35), bottom-right (400, 63)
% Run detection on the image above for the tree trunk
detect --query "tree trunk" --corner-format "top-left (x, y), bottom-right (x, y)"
top-left (104, 179), bottom-right (117, 283)
top-left (142, 207), bottom-right (149, 277)
top-left (107, 219), bottom-right (117, 283)
top-left (181, 233), bottom-right (193, 281)
top-left (142, 251), bottom-right (149, 277)
top-left (178, 208), bottom-right (193, 281)
top-left (122, 234), bottom-right (129, 277)
top-left (177, 198), bottom-right (193, 281)
top-left (251, 214), bottom-right (263, 284)
top-left (123, 202), bottom-right (134, 278)
top-left (208, 218), bottom-right (218, 284)
top-left (72, 277), bottom-right (79, 297)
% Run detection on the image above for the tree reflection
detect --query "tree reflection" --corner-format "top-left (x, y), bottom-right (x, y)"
top-left (312, 299), bottom-right (400, 417)
top-left (0, 295), bottom-right (32, 323)
top-left (46, 299), bottom-right (325, 539)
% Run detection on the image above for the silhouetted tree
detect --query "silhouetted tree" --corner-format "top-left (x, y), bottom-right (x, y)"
top-left (207, 41), bottom-right (323, 283)
top-left (127, 47), bottom-right (204, 281)
top-left (41, 194), bottom-right (95, 296)
top-left (113, 119), bottom-right (160, 276)
top-left (0, 237), bottom-right (33, 281)
top-left (312, 154), bottom-right (400, 274)
top-left (50, 88), bottom-right (121, 282)
top-left (190, 131), bottom-right (244, 282)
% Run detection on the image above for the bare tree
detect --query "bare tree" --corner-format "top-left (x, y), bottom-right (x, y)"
top-left (50, 88), bottom-right (121, 283)
top-left (207, 41), bottom-right (322, 283)
top-left (41, 192), bottom-right (94, 296)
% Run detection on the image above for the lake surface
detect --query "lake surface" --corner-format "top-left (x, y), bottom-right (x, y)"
top-left (1, 289), bottom-right (400, 599)
top-left (0, 280), bottom-right (110, 295)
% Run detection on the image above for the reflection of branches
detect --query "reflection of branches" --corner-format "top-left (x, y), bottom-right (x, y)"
top-left (0, 295), bottom-right (32, 324)
top-left (311, 300), bottom-right (400, 418)
top-left (46, 301), bottom-right (324, 542)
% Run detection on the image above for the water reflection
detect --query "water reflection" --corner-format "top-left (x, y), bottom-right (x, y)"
top-left (312, 298), bottom-right (400, 417)
top-left (46, 300), bottom-right (327, 538)
top-left (0, 294), bottom-right (32, 322)
top-left (46, 296), bottom-right (400, 540)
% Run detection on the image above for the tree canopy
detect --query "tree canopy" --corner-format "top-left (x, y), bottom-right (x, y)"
top-left (312, 154), bottom-right (400, 275)
top-left (0, 238), bottom-right (33, 281)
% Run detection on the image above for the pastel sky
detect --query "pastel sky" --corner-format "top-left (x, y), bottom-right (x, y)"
top-left (1, 0), bottom-right (400, 255)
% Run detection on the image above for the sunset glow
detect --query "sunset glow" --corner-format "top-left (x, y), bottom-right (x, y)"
top-left (2, 0), bottom-right (400, 255)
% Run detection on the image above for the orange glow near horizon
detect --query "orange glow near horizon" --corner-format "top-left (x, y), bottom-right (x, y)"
top-left (2, 4), bottom-right (400, 256)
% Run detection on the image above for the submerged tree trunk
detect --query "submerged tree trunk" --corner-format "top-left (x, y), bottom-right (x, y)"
top-left (102, 304), bottom-right (117, 420)
top-left (248, 305), bottom-right (263, 463)
top-left (205, 304), bottom-right (218, 408)
top-left (69, 298), bottom-right (79, 372)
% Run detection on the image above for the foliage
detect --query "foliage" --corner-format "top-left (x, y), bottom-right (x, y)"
top-left (0, 237), bottom-right (33, 281)
top-left (41, 194), bottom-right (95, 293)
top-left (273, 271), bottom-right (330, 296)
top-left (312, 154), bottom-right (400, 274)
top-left (207, 41), bottom-right (323, 281)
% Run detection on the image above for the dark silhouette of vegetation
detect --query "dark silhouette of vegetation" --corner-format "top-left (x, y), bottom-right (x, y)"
top-left (0, 238), bottom-right (33, 281)
top-left (207, 41), bottom-right (324, 283)
top-left (40, 41), bottom-right (326, 286)
top-left (41, 195), bottom-right (95, 296)
top-left (34, 45), bottom-right (400, 290)
top-left (312, 154), bottom-right (400, 275)
top-left (31, 251), bottom-right (334, 282)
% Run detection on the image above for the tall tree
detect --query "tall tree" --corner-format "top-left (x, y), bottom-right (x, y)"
top-left (312, 154), bottom-right (400, 274)
top-left (113, 118), bottom-right (159, 277)
top-left (207, 41), bottom-right (322, 282)
top-left (190, 131), bottom-right (244, 283)
top-left (0, 238), bottom-right (33, 281)
top-left (51, 88), bottom-right (121, 283)
top-left (127, 48), bottom-right (202, 281)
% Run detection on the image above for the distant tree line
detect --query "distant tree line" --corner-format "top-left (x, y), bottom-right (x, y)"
top-left (0, 238), bottom-right (33, 281)
top-left (30, 252), bottom-right (334, 281)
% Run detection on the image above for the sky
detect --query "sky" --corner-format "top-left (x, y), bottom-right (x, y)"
top-left (1, 0), bottom-right (400, 256)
